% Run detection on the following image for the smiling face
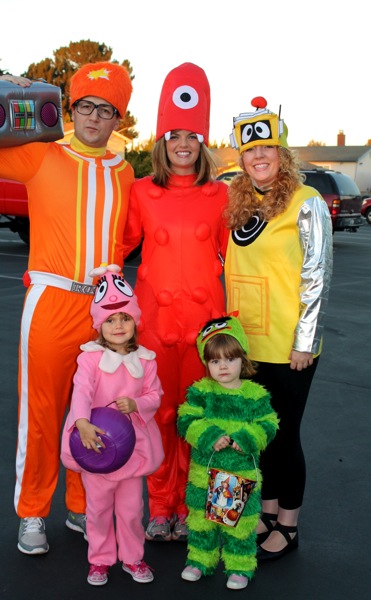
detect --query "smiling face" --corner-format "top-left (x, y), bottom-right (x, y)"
top-left (72, 95), bottom-right (120, 148)
top-left (242, 145), bottom-right (280, 190)
top-left (165, 129), bottom-right (201, 174)
top-left (101, 313), bottom-right (135, 354)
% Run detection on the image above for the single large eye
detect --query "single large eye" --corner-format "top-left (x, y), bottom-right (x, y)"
top-left (94, 277), bottom-right (108, 303)
top-left (113, 277), bottom-right (134, 297)
top-left (172, 85), bottom-right (199, 110)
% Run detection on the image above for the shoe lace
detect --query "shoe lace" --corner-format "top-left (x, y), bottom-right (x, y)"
top-left (132, 560), bottom-right (154, 575)
top-left (23, 518), bottom-right (44, 533)
top-left (91, 564), bottom-right (108, 575)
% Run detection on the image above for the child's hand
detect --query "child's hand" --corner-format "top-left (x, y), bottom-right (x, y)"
top-left (229, 439), bottom-right (243, 452)
top-left (213, 436), bottom-right (243, 452)
top-left (213, 435), bottom-right (231, 452)
top-left (115, 396), bottom-right (137, 414)
top-left (75, 418), bottom-right (106, 454)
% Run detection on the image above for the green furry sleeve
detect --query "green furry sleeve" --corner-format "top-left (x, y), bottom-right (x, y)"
top-left (177, 384), bottom-right (226, 453)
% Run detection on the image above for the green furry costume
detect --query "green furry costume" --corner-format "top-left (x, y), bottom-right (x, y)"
top-left (177, 317), bottom-right (279, 580)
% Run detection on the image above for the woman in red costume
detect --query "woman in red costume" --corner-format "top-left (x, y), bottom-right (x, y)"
top-left (123, 63), bottom-right (229, 541)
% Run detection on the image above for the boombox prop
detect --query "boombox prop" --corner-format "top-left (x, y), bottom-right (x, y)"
top-left (0, 80), bottom-right (64, 147)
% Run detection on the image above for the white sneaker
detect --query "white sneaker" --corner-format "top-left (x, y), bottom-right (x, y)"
top-left (226, 574), bottom-right (249, 589)
top-left (181, 565), bottom-right (202, 582)
top-left (18, 517), bottom-right (49, 554)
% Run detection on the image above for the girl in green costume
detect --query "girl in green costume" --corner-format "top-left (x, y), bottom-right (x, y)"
top-left (177, 316), bottom-right (278, 590)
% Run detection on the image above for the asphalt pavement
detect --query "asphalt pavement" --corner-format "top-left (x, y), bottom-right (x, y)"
top-left (0, 225), bottom-right (370, 600)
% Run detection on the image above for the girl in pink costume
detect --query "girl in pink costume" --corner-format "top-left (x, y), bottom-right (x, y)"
top-left (61, 264), bottom-right (164, 586)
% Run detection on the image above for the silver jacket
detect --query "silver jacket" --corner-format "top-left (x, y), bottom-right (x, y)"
top-left (293, 195), bottom-right (333, 354)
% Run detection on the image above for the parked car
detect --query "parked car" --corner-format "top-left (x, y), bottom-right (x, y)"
top-left (0, 177), bottom-right (29, 244)
top-left (0, 177), bottom-right (142, 259)
top-left (300, 169), bottom-right (363, 233)
top-left (361, 197), bottom-right (371, 224)
top-left (216, 168), bottom-right (364, 233)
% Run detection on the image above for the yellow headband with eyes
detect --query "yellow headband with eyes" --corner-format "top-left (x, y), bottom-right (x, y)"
top-left (230, 97), bottom-right (289, 153)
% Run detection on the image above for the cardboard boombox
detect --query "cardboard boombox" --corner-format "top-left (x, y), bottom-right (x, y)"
top-left (0, 80), bottom-right (64, 146)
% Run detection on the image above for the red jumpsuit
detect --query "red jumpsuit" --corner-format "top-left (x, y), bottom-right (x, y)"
top-left (0, 139), bottom-right (134, 517)
top-left (123, 173), bottom-right (229, 518)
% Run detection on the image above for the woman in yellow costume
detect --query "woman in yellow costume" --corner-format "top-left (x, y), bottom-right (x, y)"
top-left (224, 97), bottom-right (333, 560)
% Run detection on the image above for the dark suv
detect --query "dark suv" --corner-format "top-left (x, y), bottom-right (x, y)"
top-left (300, 169), bottom-right (363, 233)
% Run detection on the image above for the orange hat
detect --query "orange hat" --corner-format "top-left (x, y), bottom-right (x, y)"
top-left (70, 62), bottom-right (132, 117)
top-left (156, 62), bottom-right (210, 145)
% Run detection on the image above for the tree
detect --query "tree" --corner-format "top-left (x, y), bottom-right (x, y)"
top-left (307, 140), bottom-right (326, 147)
top-left (24, 40), bottom-right (138, 139)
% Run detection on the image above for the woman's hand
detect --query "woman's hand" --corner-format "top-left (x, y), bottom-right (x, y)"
top-left (289, 350), bottom-right (313, 371)
top-left (115, 396), bottom-right (137, 414)
top-left (0, 74), bottom-right (32, 87)
top-left (75, 418), bottom-right (106, 454)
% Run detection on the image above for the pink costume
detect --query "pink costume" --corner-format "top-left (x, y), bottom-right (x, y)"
top-left (61, 343), bottom-right (164, 565)
top-left (61, 266), bottom-right (164, 566)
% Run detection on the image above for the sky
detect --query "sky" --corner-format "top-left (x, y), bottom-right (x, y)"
top-left (1, 0), bottom-right (370, 148)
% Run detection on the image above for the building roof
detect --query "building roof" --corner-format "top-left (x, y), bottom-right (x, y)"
top-left (291, 146), bottom-right (370, 163)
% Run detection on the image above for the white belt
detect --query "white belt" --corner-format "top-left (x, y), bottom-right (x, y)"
top-left (29, 271), bottom-right (95, 295)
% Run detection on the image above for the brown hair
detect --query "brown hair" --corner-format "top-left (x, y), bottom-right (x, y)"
top-left (151, 136), bottom-right (217, 187)
top-left (225, 146), bottom-right (304, 230)
top-left (97, 313), bottom-right (138, 354)
top-left (204, 334), bottom-right (256, 378)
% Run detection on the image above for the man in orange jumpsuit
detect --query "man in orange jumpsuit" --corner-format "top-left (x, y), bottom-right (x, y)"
top-left (0, 62), bottom-right (134, 554)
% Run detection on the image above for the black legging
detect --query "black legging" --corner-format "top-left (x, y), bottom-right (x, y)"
top-left (252, 358), bottom-right (319, 510)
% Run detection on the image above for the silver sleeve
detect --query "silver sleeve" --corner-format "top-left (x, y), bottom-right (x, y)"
top-left (293, 195), bottom-right (333, 354)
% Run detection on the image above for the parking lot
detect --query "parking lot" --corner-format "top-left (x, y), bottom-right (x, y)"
top-left (0, 225), bottom-right (370, 600)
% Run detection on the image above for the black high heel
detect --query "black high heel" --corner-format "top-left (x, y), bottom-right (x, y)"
top-left (257, 522), bottom-right (298, 561)
top-left (256, 513), bottom-right (278, 546)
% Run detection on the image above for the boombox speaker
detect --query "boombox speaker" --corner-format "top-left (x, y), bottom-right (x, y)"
top-left (0, 80), bottom-right (64, 146)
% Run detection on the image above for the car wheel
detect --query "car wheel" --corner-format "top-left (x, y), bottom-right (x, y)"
top-left (365, 207), bottom-right (371, 225)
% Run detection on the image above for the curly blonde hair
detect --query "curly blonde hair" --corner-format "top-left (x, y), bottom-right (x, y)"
top-left (225, 147), bottom-right (304, 230)
top-left (152, 136), bottom-right (218, 187)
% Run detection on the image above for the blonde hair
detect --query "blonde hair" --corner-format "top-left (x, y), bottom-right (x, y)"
top-left (97, 313), bottom-right (138, 354)
top-left (225, 146), bottom-right (304, 230)
top-left (204, 334), bottom-right (256, 379)
top-left (151, 136), bottom-right (217, 187)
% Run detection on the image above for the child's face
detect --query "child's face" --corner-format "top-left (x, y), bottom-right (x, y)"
top-left (101, 313), bottom-right (134, 353)
top-left (207, 354), bottom-right (242, 389)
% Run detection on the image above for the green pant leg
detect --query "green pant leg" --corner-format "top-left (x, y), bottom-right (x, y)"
top-left (221, 512), bottom-right (259, 579)
top-left (185, 507), bottom-right (221, 575)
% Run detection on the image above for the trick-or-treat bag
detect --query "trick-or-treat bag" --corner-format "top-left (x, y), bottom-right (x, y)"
top-left (205, 454), bottom-right (258, 528)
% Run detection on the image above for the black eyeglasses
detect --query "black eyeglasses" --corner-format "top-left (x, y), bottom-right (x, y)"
top-left (74, 100), bottom-right (118, 120)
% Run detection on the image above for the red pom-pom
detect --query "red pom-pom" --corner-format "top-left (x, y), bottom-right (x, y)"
top-left (251, 96), bottom-right (267, 110)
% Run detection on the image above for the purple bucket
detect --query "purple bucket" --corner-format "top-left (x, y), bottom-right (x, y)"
top-left (69, 407), bottom-right (136, 474)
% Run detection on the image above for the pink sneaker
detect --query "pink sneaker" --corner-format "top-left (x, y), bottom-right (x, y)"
top-left (87, 564), bottom-right (109, 586)
top-left (122, 560), bottom-right (154, 583)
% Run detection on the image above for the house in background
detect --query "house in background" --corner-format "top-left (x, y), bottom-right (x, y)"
top-left (212, 132), bottom-right (371, 196)
top-left (292, 132), bottom-right (371, 196)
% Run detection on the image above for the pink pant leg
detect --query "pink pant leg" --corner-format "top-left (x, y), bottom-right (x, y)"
top-left (82, 473), bottom-right (117, 566)
top-left (115, 477), bottom-right (145, 565)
